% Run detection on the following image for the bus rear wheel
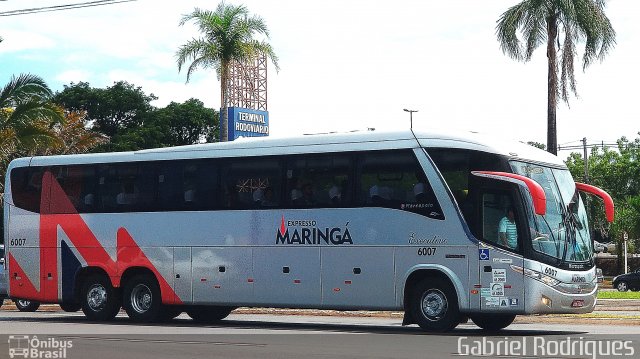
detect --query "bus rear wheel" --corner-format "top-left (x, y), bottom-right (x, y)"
top-left (409, 277), bottom-right (460, 332)
top-left (123, 274), bottom-right (162, 323)
top-left (14, 299), bottom-right (40, 312)
top-left (187, 306), bottom-right (233, 323)
top-left (81, 274), bottom-right (121, 321)
top-left (471, 314), bottom-right (516, 331)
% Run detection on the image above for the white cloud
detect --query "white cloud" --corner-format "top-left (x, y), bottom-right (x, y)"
top-left (55, 69), bottom-right (93, 84)
top-left (0, 30), bottom-right (55, 53)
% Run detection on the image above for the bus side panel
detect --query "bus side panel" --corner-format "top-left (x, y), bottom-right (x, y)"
top-left (192, 247), bottom-right (253, 305)
top-left (6, 206), bottom-right (43, 302)
top-left (253, 247), bottom-right (320, 307)
top-left (173, 247), bottom-right (192, 304)
top-left (322, 247), bottom-right (395, 310)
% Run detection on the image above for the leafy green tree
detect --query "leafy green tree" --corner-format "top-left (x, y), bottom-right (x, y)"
top-left (54, 81), bottom-right (157, 138)
top-left (566, 136), bottom-right (640, 270)
top-left (111, 99), bottom-right (219, 151)
top-left (176, 2), bottom-right (279, 142)
top-left (497, 0), bottom-right (616, 155)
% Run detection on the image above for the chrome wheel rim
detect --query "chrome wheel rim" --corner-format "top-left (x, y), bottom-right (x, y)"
top-left (130, 284), bottom-right (152, 314)
top-left (87, 284), bottom-right (108, 312)
top-left (421, 289), bottom-right (448, 321)
top-left (17, 299), bottom-right (31, 308)
top-left (618, 282), bottom-right (628, 292)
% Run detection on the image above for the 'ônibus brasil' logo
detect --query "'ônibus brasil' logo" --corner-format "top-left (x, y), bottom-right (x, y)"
top-left (276, 216), bottom-right (353, 245)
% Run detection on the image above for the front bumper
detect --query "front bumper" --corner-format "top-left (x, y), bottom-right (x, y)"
top-left (524, 275), bottom-right (597, 314)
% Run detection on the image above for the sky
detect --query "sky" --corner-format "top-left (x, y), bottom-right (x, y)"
top-left (1, 0), bottom-right (638, 154)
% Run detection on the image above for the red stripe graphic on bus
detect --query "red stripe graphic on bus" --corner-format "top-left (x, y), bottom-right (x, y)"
top-left (9, 171), bottom-right (181, 304)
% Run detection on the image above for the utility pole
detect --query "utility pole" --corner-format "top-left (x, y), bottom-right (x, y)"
top-left (624, 232), bottom-right (629, 274)
top-left (582, 137), bottom-right (589, 183)
top-left (403, 109), bottom-right (418, 130)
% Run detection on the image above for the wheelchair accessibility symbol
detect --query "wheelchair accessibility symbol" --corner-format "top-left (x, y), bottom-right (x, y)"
top-left (479, 249), bottom-right (490, 261)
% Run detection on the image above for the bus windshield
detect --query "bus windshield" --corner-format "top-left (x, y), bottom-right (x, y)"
top-left (510, 161), bottom-right (593, 265)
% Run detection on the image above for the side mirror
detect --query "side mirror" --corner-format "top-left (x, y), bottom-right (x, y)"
top-left (471, 171), bottom-right (547, 216)
top-left (575, 182), bottom-right (614, 222)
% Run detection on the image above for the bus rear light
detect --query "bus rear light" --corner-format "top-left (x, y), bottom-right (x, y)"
top-left (471, 290), bottom-right (479, 295)
top-left (571, 300), bottom-right (585, 308)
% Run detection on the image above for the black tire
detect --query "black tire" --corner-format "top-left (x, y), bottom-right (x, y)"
top-left (80, 274), bottom-right (121, 321)
top-left (59, 301), bottom-right (82, 312)
top-left (14, 299), bottom-right (40, 312)
top-left (123, 273), bottom-right (162, 323)
top-left (187, 306), bottom-right (233, 323)
top-left (409, 277), bottom-right (460, 332)
top-left (158, 305), bottom-right (183, 321)
top-left (471, 314), bottom-right (516, 331)
top-left (616, 281), bottom-right (629, 292)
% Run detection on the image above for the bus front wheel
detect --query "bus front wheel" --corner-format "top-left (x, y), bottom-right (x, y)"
top-left (409, 277), bottom-right (460, 332)
top-left (81, 274), bottom-right (121, 321)
top-left (470, 314), bottom-right (516, 331)
top-left (123, 274), bottom-right (162, 323)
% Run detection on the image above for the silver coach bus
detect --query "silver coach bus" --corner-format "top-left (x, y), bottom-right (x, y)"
top-left (3, 130), bottom-right (613, 331)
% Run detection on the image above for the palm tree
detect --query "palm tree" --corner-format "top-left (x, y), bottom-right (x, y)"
top-left (1, 74), bottom-right (64, 160)
top-left (496, 0), bottom-right (615, 155)
top-left (176, 2), bottom-right (279, 142)
top-left (0, 74), bottom-right (64, 193)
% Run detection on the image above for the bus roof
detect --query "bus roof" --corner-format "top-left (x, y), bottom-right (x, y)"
top-left (23, 129), bottom-right (565, 168)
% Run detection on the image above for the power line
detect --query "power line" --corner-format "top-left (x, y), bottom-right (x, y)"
top-left (558, 143), bottom-right (619, 151)
top-left (0, 0), bottom-right (137, 17)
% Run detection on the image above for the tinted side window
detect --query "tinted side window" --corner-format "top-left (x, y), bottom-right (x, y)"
top-left (10, 167), bottom-right (43, 213)
top-left (96, 163), bottom-right (157, 213)
top-left (481, 191), bottom-right (520, 252)
top-left (286, 154), bottom-right (352, 208)
top-left (50, 165), bottom-right (98, 213)
top-left (158, 160), bottom-right (218, 211)
top-left (358, 150), bottom-right (443, 219)
top-left (221, 157), bottom-right (282, 209)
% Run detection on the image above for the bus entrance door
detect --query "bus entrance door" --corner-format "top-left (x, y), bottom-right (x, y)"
top-left (478, 245), bottom-right (524, 312)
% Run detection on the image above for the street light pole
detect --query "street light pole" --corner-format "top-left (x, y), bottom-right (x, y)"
top-left (624, 231), bottom-right (629, 274)
top-left (403, 108), bottom-right (418, 130)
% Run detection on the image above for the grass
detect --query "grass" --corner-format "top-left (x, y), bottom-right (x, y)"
top-left (597, 291), bottom-right (640, 299)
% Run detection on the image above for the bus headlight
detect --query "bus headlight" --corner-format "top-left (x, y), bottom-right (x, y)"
top-left (511, 265), bottom-right (560, 287)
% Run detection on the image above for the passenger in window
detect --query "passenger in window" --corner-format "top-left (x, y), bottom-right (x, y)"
top-left (329, 185), bottom-right (341, 206)
top-left (498, 206), bottom-right (518, 249)
top-left (300, 182), bottom-right (316, 207)
top-left (116, 181), bottom-right (138, 205)
top-left (252, 188), bottom-right (264, 207)
top-left (291, 188), bottom-right (303, 206)
top-left (261, 186), bottom-right (277, 207)
top-left (225, 185), bottom-right (240, 209)
top-left (369, 185), bottom-right (390, 206)
top-left (184, 180), bottom-right (197, 204)
top-left (413, 172), bottom-right (432, 202)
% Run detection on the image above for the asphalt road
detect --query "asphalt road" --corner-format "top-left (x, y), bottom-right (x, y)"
top-left (1, 310), bottom-right (639, 358)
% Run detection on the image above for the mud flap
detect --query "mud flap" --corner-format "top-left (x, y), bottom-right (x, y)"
top-left (402, 311), bottom-right (413, 326)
